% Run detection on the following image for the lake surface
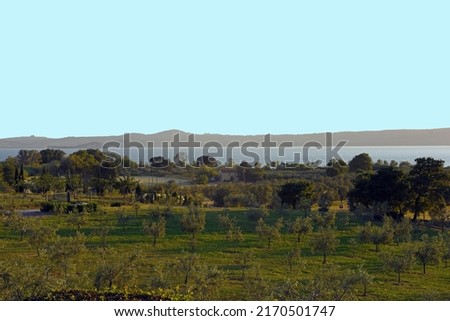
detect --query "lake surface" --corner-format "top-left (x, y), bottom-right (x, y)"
top-left (1, 146), bottom-right (450, 166)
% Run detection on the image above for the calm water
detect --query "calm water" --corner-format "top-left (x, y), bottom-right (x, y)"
top-left (1, 146), bottom-right (450, 166)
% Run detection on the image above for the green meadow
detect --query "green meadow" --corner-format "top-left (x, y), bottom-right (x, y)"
top-left (1, 194), bottom-right (449, 301)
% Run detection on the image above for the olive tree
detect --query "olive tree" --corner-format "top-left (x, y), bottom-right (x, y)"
top-left (310, 229), bottom-right (339, 264)
top-left (143, 216), bottom-right (166, 246)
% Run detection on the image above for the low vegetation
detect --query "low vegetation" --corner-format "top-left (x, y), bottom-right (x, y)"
top-left (0, 149), bottom-right (449, 300)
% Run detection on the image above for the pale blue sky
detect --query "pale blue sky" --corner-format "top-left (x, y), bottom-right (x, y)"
top-left (0, 1), bottom-right (449, 138)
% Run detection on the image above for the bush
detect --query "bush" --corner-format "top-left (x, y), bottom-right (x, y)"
top-left (40, 202), bottom-right (55, 213)
top-left (111, 201), bottom-right (123, 207)
top-left (65, 202), bottom-right (97, 213)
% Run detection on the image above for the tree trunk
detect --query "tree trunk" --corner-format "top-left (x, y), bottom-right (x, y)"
top-left (323, 253), bottom-right (327, 264)
top-left (397, 271), bottom-right (401, 284)
top-left (412, 197), bottom-right (420, 221)
top-left (423, 262), bottom-right (426, 274)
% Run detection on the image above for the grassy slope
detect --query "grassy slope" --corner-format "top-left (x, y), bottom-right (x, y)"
top-left (0, 194), bottom-right (449, 300)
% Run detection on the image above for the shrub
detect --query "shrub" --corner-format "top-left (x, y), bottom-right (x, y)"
top-left (65, 202), bottom-right (97, 213)
top-left (40, 201), bottom-right (55, 213)
top-left (111, 201), bottom-right (123, 208)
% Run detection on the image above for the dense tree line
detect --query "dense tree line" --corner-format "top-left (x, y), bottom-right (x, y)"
top-left (349, 157), bottom-right (450, 222)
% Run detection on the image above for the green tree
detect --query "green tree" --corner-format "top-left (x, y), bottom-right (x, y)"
top-left (46, 233), bottom-right (86, 283)
top-left (191, 266), bottom-right (225, 300)
top-left (27, 221), bottom-right (55, 256)
top-left (348, 153), bottom-right (373, 172)
top-left (286, 248), bottom-right (302, 274)
top-left (243, 264), bottom-right (271, 300)
top-left (393, 217), bottom-right (412, 245)
top-left (3, 211), bottom-right (28, 241)
top-left (2, 157), bottom-right (18, 186)
top-left (180, 206), bottom-right (206, 249)
top-left (310, 229), bottom-right (339, 264)
top-left (94, 250), bottom-right (139, 290)
top-left (312, 212), bottom-right (336, 230)
top-left (409, 157), bottom-right (449, 222)
top-left (289, 216), bottom-right (312, 243)
top-left (381, 246), bottom-right (415, 284)
top-left (92, 221), bottom-right (112, 250)
top-left (325, 159), bottom-right (348, 177)
top-left (114, 175), bottom-right (138, 201)
top-left (358, 220), bottom-right (393, 252)
top-left (348, 172), bottom-right (373, 210)
top-left (348, 167), bottom-right (410, 218)
top-left (370, 167), bottom-right (411, 217)
top-left (61, 150), bottom-right (99, 176)
top-left (298, 197), bottom-right (315, 218)
top-left (303, 265), bottom-right (363, 300)
top-left (39, 149), bottom-right (66, 164)
top-left (226, 223), bottom-right (244, 253)
top-left (256, 218), bottom-right (283, 248)
top-left (0, 260), bottom-right (52, 300)
top-left (415, 234), bottom-right (442, 274)
top-left (278, 180), bottom-right (314, 209)
top-left (17, 149), bottom-right (42, 166)
top-left (249, 183), bottom-right (273, 208)
top-left (174, 253), bottom-right (198, 285)
top-left (441, 234), bottom-right (450, 268)
top-left (196, 174), bottom-right (209, 185)
top-left (33, 171), bottom-right (63, 200)
top-left (429, 203), bottom-right (450, 231)
top-left (89, 176), bottom-right (111, 197)
top-left (116, 210), bottom-right (130, 232)
top-left (67, 212), bottom-right (88, 233)
top-left (143, 216), bottom-right (166, 246)
top-left (234, 250), bottom-right (254, 280)
top-left (352, 265), bottom-right (373, 296)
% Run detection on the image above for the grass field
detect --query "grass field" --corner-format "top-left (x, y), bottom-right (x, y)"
top-left (0, 193), bottom-right (449, 300)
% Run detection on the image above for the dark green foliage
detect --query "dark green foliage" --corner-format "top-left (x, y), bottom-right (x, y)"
top-left (110, 201), bottom-right (123, 207)
top-left (278, 180), bottom-right (314, 209)
top-left (408, 157), bottom-right (450, 221)
top-left (358, 220), bottom-right (393, 252)
top-left (310, 229), bottom-right (339, 264)
top-left (348, 153), bottom-right (373, 172)
top-left (381, 246), bottom-right (415, 284)
top-left (39, 149), bottom-right (66, 164)
top-left (65, 202), bottom-right (97, 213)
top-left (326, 159), bottom-right (348, 177)
top-left (348, 167), bottom-right (410, 219)
top-left (40, 201), bottom-right (56, 213)
top-left (415, 235), bottom-right (442, 274)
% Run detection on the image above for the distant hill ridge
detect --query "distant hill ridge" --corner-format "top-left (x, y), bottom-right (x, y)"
top-left (0, 128), bottom-right (449, 148)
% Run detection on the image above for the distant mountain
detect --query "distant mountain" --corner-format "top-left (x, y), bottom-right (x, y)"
top-left (0, 128), bottom-right (449, 148)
